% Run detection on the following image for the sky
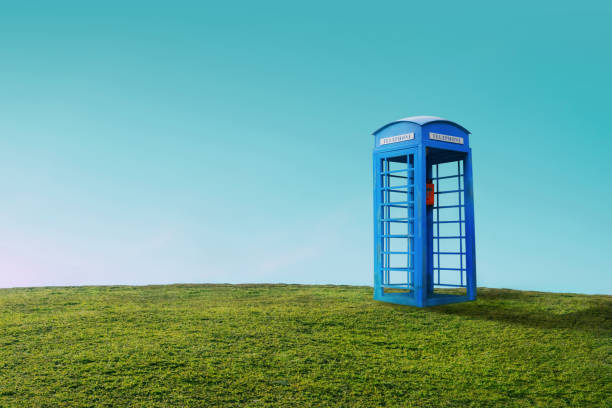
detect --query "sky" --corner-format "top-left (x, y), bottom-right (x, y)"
top-left (0, 1), bottom-right (611, 294)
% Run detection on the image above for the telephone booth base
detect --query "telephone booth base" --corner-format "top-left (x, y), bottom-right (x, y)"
top-left (374, 292), bottom-right (473, 307)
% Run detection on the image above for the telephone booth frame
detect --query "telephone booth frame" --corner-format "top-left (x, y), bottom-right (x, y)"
top-left (373, 116), bottom-right (476, 307)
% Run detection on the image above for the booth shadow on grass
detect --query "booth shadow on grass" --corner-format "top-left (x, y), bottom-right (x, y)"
top-left (423, 289), bottom-right (612, 335)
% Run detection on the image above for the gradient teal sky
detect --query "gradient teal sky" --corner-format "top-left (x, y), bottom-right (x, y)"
top-left (1, 1), bottom-right (610, 294)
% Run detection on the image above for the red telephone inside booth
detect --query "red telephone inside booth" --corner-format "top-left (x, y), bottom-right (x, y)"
top-left (426, 181), bottom-right (435, 206)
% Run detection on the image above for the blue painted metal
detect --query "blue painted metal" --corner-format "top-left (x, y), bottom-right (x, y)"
top-left (373, 116), bottom-right (471, 135)
top-left (372, 116), bottom-right (476, 307)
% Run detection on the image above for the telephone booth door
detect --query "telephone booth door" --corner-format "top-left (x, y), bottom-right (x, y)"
top-left (426, 148), bottom-right (476, 300)
top-left (373, 148), bottom-right (419, 303)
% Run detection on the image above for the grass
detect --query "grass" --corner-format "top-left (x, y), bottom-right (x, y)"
top-left (0, 285), bottom-right (610, 407)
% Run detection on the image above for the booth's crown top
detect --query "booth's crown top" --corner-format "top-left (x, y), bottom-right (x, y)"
top-left (373, 116), bottom-right (470, 135)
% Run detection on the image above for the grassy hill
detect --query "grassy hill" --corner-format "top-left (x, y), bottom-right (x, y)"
top-left (0, 285), bottom-right (610, 407)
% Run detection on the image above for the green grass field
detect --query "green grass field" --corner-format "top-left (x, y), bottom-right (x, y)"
top-left (0, 285), bottom-right (610, 407)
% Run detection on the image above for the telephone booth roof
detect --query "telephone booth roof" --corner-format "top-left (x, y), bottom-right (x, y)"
top-left (373, 116), bottom-right (470, 135)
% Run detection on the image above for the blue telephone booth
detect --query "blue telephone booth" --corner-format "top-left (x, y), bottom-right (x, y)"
top-left (373, 116), bottom-right (476, 307)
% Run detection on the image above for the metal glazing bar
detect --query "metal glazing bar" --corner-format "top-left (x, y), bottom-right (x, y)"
top-left (407, 161), bottom-right (412, 284)
top-left (434, 283), bottom-right (467, 288)
top-left (435, 189), bottom-right (464, 195)
top-left (436, 164), bottom-right (440, 285)
top-left (378, 158), bottom-right (384, 286)
top-left (380, 218), bottom-right (414, 223)
top-left (381, 168), bottom-right (413, 175)
top-left (433, 251), bottom-right (465, 255)
top-left (433, 267), bottom-right (465, 271)
top-left (430, 174), bottom-right (464, 181)
top-left (433, 204), bottom-right (465, 209)
top-left (433, 235), bottom-right (465, 239)
top-left (384, 159), bottom-right (389, 285)
top-left (433, 220), bottom-right (464, 224)
top-left (382, 251), bottom-right (415, 254)
top-left (458, 160), bottom-right (464, 287)
top-left (381, 234), bottom-right (415, 238)
top-left (382, 201), bottom-right (414, 205)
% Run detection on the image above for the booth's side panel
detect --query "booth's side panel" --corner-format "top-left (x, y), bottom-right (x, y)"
top-left (464, 149), bottom-right (477, 300)
top-left (373, 153), bottom-right (383, 299)
top-left (414, 145), bottom-right (428, 307)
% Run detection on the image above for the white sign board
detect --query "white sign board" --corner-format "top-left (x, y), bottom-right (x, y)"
top-left (429, 132), bottom-right (464, 145)
top-left (379, 133), bottom-right (414, 146)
